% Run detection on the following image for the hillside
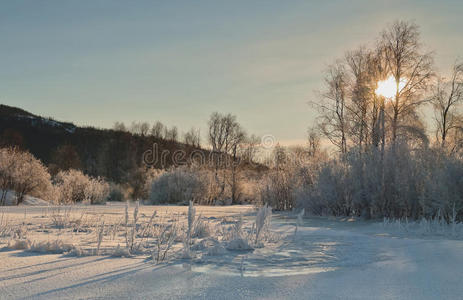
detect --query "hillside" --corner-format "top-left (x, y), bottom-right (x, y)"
top-left (0, 104), bottom-right (208, 183)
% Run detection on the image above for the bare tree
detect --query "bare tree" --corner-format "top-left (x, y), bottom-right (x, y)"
top-left (207, 112), bottom-right (247, 203)
top-left (307, 127), bottom-right (321, 157)
top-left (368, 48), bottom-right (388, 150)
top-left (140, 122), bottom-right (150, 137)
top-left (229, 125), bottom-right (246, 204)
top-left (130, 122), bottom-right (141, 135)
top-left (164, 126), bottom-right (178, 142)
top-left (379, 21), bottom-right (434, 143)
top-left (313, 63), bottom-right (349, 154)
top-left (150, 121), bottom-right (165, 139)
top-left (113, 121), bottom-right (127, 132)
top-left (183, 127), bottom-right (201, 147)
top-left (432, 61), bottom-right (463, 150)
top-left (345, 48), bottom-right (379, 151)
top-left (51, 144), bottom-right (81, 173)
top-left (208, 112), bottom-right (230, 154)
top-left (241, 134), bottom-right (260, 163)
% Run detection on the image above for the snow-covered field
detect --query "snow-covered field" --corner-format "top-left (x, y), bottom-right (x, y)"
top-left (1, 204), bottom-right (463, 299)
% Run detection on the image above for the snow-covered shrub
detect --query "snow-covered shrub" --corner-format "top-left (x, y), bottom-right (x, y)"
top-left (226, 237), bottom-right (253, 251)
top-left (54, 170), bottom-right (88, 204)
top-left (152, 215), bottom-right (179, 263)
top-left (54, 169), bottom-right (109, 204)
top-left (182, 201), bottom-right (195, 258)
top-left (206, 241), bottom-right (227, 256)
top-left (255, 204), bottom-right (272, 244)
top-left (51, 214), bottom-right (68, 229)
top-left (0, 147), bottom-right (53, 205)
top-left (149, 168), bottom-right (206, 204)
top-left (112, 244), bottom-right (130, 257)
top-left (7, 239), bottom-right (75, 254)
top-left (221, 209), bottom-right (274, 251)
top-left (95, 221), bottom-right (105, 255)
top-left (297, 160), bottom-right (350, 216)
top-left (259, 146), bottom-right (319, 211)
top-left (259, 170), bottom-right (296, 211)
top-left (294, 208), bottom-right (305, 237)
top-left (181, 201), bottom-right (211, 257)
top-left (85, 177), bottom-right (110, 205)
top-left (237, 176), bottom-right (261, 204)
top-left (297, 144), bottom-right (463, 222)
top-left (381, 217), bottom-right (463, 238)
top-left (28, 240), bottom-right (75, 254)
top-left (8, 239), bottom-right (30, 250)
top-left (195, 169), bottom-right (224, 205)
top-left (420, 152), bottom-right (463, 223)
top-left (126, 201), bottom-right (139, 254)
top-left (192, 217), bottom-right (212, 238)
top-left (0, 212), bottom-right (13, 238)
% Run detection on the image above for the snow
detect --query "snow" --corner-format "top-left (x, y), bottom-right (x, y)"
top-left (2, 191), bottom-right (50, 206)
top-left (15, 114), bottom-right (76, 133)
top-left (1, 204), bottom-right (463, 299)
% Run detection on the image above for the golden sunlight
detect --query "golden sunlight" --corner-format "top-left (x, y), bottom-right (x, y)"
top-left (375, 76), bottom-right (407, 99)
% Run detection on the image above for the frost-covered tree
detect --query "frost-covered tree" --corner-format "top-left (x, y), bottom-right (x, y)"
top-left (431, 61), bottom-right (463, 151)
top-left (0, 147), bottom-right (17, 205)
top-left (313, 63), bottom-right (349, 154)
top-left (0, 147), bottom-right (53, 205)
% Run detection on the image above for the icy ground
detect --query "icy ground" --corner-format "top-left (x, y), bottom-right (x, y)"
top-left (1, 204), bottom-right (463, 299)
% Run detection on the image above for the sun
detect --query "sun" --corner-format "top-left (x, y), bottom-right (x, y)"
top-left (375, 76), bottom-right (407, 99)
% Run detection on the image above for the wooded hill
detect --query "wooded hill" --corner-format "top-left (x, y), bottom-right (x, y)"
top-left (0, 104), bottom-right (216, 183)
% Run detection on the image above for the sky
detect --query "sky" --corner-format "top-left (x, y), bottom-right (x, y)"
top-left (1, 0), bottom-right (462, 145)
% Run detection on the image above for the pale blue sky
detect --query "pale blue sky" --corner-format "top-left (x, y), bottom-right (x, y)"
top-left (1, 0), bottom-right (462, 145)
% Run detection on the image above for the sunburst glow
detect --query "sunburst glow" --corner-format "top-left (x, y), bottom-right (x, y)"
top-left (375, 76), bottom-right (407, 99)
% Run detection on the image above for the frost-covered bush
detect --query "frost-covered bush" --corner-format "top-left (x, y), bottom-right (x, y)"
top-left (297, 160), bottom-right (350, 216)
top-left (85, 177), bottom-right (110, 205)
top-left (259, 170), bottom-right (296, 211)
top-left (54, 169), bottom-right (109, 204)
top-left (259, 145), bottom-right (320, 211)
top-left (255, 204), bottom-right (272, 244)
top-left (259, 165), bottom-right (316, 211)
top-left (149, 168), bottom-right (206, 204)
top-left (381, 217), bottom-right (463, 238)
top-left (420, 152), bottom-right (463, 223)
top-left (151, 216), bottom-right (179, 263)
top-left (0, 147), bottom-right (53, 205)
top-left (195, 169), bottom-right (224, 205)
top-left (221, 216), bottom-right (252, 251)
top-left (8, 239), bottom-right (76, 254)
top-left (54, 170), bottom-right (88, 204)
top-left (297, 144), bottom-right (463, 222)
top-left (226, 237), bottom-right (253, 251)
